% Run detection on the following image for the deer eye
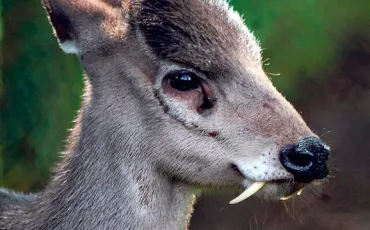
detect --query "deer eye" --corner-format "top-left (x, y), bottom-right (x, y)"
top-left (166, 71), bottom-right (201, 92)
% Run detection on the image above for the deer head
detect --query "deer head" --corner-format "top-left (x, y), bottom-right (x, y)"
top-left (42, 0), bottom-right (330, 204)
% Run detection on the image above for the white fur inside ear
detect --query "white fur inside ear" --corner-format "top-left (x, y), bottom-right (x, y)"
top-left (60, 40), bottom-right (80, 54)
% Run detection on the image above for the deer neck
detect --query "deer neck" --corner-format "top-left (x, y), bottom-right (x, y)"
top-left (36, 91), bottom-right (197, 230)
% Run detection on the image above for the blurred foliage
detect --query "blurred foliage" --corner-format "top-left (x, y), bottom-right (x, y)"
top-left (232, 0), bottom-right (370, 100)
top-left (1, 0), bottom-right (82, 191)
top-left (0, 0), bottom-right (369, 191)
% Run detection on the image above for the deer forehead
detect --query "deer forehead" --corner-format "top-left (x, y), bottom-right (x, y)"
top-left (131, 0), bottom-right (262, 73)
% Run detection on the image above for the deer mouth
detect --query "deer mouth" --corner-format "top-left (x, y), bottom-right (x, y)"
top-left (229, 179), bottom-right (307, 204)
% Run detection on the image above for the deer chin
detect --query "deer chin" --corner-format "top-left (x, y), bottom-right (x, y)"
top-left (229, 179), bottom-right (307, 204)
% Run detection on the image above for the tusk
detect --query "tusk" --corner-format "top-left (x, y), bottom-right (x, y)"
top-left (280, 195), bottom-right (293, 201)
top-left (229, 182), bottom-right (265, 204)
top-left (281, 189), bottom-right (304, 201)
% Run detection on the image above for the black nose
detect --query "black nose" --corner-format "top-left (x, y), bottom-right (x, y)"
top-left (279, 137), bottom-right (330, 183)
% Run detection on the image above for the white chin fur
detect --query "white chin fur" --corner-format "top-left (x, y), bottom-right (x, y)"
top-left (60, 40), bottom-right (79, 54)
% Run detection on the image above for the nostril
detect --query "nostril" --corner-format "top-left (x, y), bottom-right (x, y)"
top-left (280, 146), bottom-right (314, 172)
top-left (285, 151), bottom-right (314, 168)
top-left (280, 137), bottom-right (330, 183)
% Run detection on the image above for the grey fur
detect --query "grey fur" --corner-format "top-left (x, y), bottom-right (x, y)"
top-left (0, 0), bottom-right (320, 229)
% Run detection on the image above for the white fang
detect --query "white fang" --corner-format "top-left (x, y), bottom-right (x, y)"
top-left (229, 182), bottom-right (265, 204)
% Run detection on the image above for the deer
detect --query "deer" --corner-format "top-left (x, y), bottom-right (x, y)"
top-left (0, 0), bottom-right (330, 229)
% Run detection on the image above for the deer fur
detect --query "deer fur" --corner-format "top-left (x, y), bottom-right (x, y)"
top-left (1, 0), bottom-right (320, 229)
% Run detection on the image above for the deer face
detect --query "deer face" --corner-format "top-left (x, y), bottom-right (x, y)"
top-left (43, 0), bottom-right (330, 202)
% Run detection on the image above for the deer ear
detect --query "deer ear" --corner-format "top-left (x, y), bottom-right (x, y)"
top-left (42, 0), bottom-right (124, 54)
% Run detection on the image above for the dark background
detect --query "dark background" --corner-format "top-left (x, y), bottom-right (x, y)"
top-left (1, 0), bottom-right (370, 229)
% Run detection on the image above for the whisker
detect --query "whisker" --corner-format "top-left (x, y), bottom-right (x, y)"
top-left (330, 167), bottom-right (341, 172)
top-left (262, 210), bottom-right (268, 230)
top-left (291, 198), bottom-right (297, 221)
top-left (283, 200), bottom-right (294, 220)
top-left (308, 187), bottom-right (322, 197)
top-left (254, 213), bottom-right (259, 230)
top-left (262, 58), bottom-right (270, 64)
top-left (319, 130), bottom-right (331, 138)
top-left (300, 195), bottom-right (311, 211)
top-left (266, 72), bottom-right (281, 76)
top-left (296, 197), bottom-right (304, 223)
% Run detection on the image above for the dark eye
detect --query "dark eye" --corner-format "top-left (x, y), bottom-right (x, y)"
top-left (167, 71), bottom-right (201, 92)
